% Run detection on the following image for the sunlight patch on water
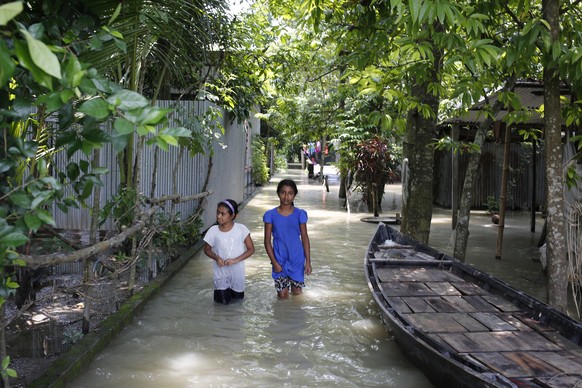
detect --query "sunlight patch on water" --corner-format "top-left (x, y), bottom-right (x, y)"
top-left (165, 352), bottom-right (210, 373)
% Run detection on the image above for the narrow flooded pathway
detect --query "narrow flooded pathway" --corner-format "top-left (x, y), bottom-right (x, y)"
top-left (70, 169), bottom-right (434, 387)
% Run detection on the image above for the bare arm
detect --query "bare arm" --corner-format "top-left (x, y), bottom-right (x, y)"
top-left (300, 223), bottom-right (311, 275)
top-left (204, 242), bottom-right (226, 267)
top-left (264, 222), bottom-right (282, 272)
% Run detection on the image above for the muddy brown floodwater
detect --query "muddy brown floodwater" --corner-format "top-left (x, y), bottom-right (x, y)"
top-left (67, 166), bottom-right (568, 387)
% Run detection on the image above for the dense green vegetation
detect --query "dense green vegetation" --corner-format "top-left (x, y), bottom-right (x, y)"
top-left (239, 0), bottom-right (581, 314)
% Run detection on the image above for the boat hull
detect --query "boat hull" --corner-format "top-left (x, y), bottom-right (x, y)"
top-left (365, 223), bottom-right (582, 388)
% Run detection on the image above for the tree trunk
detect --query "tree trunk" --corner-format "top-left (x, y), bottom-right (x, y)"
top-left (453, 125), bottom-right (487, 261)
top-left (495, 124), bottom-right (512, 260)
top-left (543, 0), bottom-right (568, 311)
top-left (453, 78), bottom-right (515, 261)
top-left (83, 148), bottom-right (102, 334)
top-left (128, 137), bottom-right (146, 296)
top-left (1, 304), bottom-right (8, 387)
top-left (400, 82), bottom-right (438, 244)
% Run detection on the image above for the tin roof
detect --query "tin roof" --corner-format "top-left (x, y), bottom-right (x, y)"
top-left (443, 81), bottom-right (570, 126)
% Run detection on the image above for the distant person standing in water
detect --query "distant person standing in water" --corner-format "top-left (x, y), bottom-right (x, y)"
top-left (204, 199), bottom-right (255, 304)
top-left (263, 179), bottom-right (312, 298)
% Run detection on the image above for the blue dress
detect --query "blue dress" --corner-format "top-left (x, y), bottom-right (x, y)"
top-left (263, 207), bottom-right (308, 282)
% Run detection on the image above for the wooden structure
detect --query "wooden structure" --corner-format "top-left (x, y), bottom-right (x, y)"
top-left (366, 223), bottom-right (582, 388)
top-left (436, 81), bottom-right (573, 231)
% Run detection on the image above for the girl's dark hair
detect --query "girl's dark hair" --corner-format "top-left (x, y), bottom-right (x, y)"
top-left (218, 199), bottom-right (238, 216)
top-left (277, 179), bottom-right (298, 195)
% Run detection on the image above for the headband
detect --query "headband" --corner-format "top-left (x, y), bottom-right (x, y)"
top-left (222, 200), bottom-right (235, 215)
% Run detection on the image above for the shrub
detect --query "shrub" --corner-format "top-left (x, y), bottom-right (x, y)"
top-left (252, 136), bottom-right (270, 185)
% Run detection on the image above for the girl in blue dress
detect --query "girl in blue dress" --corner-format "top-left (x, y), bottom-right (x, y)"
top-left (263, 179), bottom-right (312, 298)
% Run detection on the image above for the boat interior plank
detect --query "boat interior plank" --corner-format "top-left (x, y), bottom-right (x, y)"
top-left (535, 330), bottom-right (582, 351)
top-left (422, 268), bottom-right (464, 282)
top-left (426, 282), bottom-right (462, 296)
top-left (399, 282), bottom-right (437, 296)
top-left (512, 312), bottom-right (556, 332)
top-left (450, 282), bottom-right (488, 296)
top-left (511, 331), bottom-right (563, 351)
top-left (469, 351), bottom-right (560, 378)
top-left (535, 374), bottom-right (582, 388)
top-left (376, 267), bottom-right (461, 283)
top-left (496, 313), bottom-right (535, 332)
top-left (385, 297), bottom-right (413, 313)
top-left (424, 297), bottom-right (462, 313)
top-left (467, 332), bottom-right (530, 351)
top-left (529, 351), bottom-right (582, 373)
top-left (469, 312), bottom-right (518, 331)
top-left (503, 352), bottom-right (563, 377)
top-left (463, 295), bottom-right (501, 312)
top-left (487, 331), bottom-right (541, 351)
top-left (436, 332), bottom-right (511, 352)
top-left (401, 297), bottom-right (436, 313)
top-left (404, 313), bottom-right (468, 333)
top-left (379, 282), bottom-right (412, 297)
top-left (380, 267), bottom-right (434, 282)
top-left (441, 296), bottom-right (478, 312)
top-left (449, 313), bottom-right (489, 332)
top-left (481, 294), bottom-right (522, 312)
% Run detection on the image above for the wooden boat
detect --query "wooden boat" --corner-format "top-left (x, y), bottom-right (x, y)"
top-left (365, 223), bottom-right (582, 388)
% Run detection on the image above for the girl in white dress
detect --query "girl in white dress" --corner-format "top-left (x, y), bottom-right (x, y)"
top-left (204, 199), bottom-right (255, 304)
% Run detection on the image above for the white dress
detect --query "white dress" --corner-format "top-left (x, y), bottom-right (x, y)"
top-left (203, 223), bottom-right (250, 293)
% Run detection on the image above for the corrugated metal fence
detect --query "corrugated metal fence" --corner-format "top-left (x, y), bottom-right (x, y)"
top-left (50, 100), bottom-right (253, 236)
top-left (434, 142), bottom-right (546, 210)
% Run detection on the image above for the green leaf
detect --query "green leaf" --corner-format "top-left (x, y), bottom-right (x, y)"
top-left (9, 191), bottom-right (31, 209)
top-left (409, 0), bottom-right (420, 22)
top-left (24, 213), bottom-right (42, 232)
top-left (114, 117), bottom-right (134, 135)
top-left (36, 91), bottom-right (64, 112)
top-left (0, 2), bottom-right (23, 25)
top-left (552, 41), bottom-right (561, 61)
top-left (0, 160), bottom-right (13, 174)
top-left (67, 162), bottom-right (80, 180)
top-left (136, 107), bottom-right (172, 125)
top-left (79, 159), bottom-right (89, 174)
top-left (31, 191), bottom-right (51, 210)
top-left (36, 209), bottom-right (55, 226)
top-left (20, 29), bottom-right (62, 80)
top-left (65, 56), bottom-right (85, 88)
top-left (79, 78), bottom-right (97, 95)
top-left (107, 90), bottom-right (149, 111)
top-left (162, 126), bottom-right (191, 138)
top-left (0, 232), bottom-right (28, 248)
top-left (110, 133), bottom-right (130, 152)
top-left (79, 98), bottom-right (110, 120)
top-left (159, 134), bottom-right (178, 146)
top-left (13, 39), bottom-right (53, 89)
top-left (92, 167), bottom-right (109, 175)
top-left (0, 41), bottom-right (15, 88)
top-left (136, 125), bottom-right (151, 136)
top-left (6, 281), bottom-right (19, 289)
top-left (109, 3), bottom-right (122, 25)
